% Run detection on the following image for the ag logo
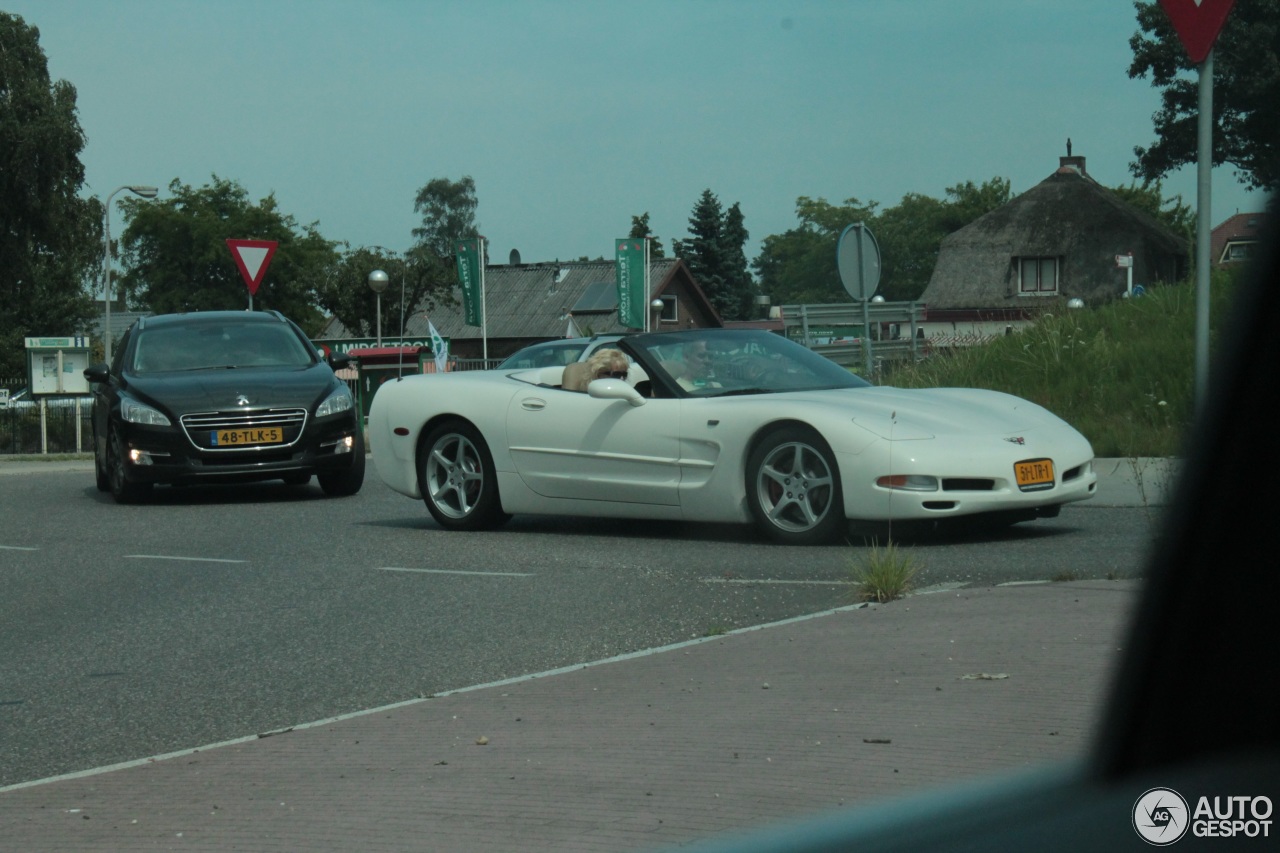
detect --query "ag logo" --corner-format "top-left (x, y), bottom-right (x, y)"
top-left (1134, 787), bottom-right (1190, 845)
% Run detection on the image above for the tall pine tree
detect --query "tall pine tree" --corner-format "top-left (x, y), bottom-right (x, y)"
top-left (721, 202), bottom-right (753, 319)
top-left (676, 189), bottom-right (753, 321)
top-left (627, 212), bottom-right (665, 258)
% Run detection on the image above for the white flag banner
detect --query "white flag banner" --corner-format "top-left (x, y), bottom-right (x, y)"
top-left (428, 319), bottom-right (449, 373)
top-left (566, 315), bottom-right (581, 338)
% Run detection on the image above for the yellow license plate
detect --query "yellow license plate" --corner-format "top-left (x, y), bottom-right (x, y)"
top-left (1014, 458), bottom-right (1055, 491)
top-left (213, 427), bottom-right (283, 446)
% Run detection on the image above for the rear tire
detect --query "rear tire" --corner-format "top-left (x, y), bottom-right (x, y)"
top-left (417, 420), bottom-right (508, 530)
top-left (93, 428), bottom-right (110, 492)
top-left (746, 426), bottom-right (845, 545)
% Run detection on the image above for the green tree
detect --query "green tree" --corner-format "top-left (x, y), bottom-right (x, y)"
top-left (874, 178), bottom-right (1012, 301)
top-left (1129, 0), bottom-right (1280, 192)
top-left (627, 212), bottom-right (666, 258)
top-left (1110, 180), bottom-right (1194, 244)
top-left (398, 175), bottom-right (482, 332)
top-left (721, 202), bottom-right (754, 319)
top-left (680, 189), bottom-right (726, 309)
top-left (314, 244), bottom-right (456, 340)
top-left (674, 189), bottom-right (755, 320)
top-left (413, 175), bottom-right (480, 259)
top-left (0, 12), bottom-right (100, 378)
top-left (754, 182), bottom-right (1013, 306)
top-left (872, 193), bottom-right (946, 302)
top-left (752, 196), bottom-right (877, 306)
top-left (117, 176), bottom-right (335, 333)
top-left (938, 178), bottom-right (1013, 232)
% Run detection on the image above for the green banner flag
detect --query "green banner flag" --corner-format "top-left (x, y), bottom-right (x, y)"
top-left (455, 238), bottom-right (484, 327)
top-left (615, 238), bottom-right (647, 329)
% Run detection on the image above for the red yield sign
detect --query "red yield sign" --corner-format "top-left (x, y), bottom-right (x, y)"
top-left (226, 239), bottom-right (278, 295)
top-left (1159, 0), bottom-right (1237, 64)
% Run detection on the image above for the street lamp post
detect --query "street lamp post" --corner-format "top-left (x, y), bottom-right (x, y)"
top-left (103, 185), bottom-right (159, 363)
top-left (368, 269), bottom-right (390, 347)
top-left (369, 245), bottom-right (407, 341)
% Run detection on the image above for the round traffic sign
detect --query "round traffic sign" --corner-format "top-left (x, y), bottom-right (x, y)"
top-left (836, 223), bottom-right (881, 301)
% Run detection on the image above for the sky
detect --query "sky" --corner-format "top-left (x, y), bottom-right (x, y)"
top-left (8, 0), bottom-right (1268, 269)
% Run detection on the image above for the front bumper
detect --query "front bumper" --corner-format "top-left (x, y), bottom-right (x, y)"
top-left (118, 417), bottom-right (360, 485)
top-left (838, 451), bottom-right (1098, 522)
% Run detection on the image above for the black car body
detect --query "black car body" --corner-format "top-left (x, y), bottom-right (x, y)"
top-left (84, 310), bottom-right (365, 502)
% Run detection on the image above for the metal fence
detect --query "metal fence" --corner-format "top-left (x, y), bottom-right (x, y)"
top-left (0, 398), bottom-right (93, 456)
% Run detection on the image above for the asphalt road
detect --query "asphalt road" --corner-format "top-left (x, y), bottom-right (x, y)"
top-left (0, 466), bottom-right (1158, 787)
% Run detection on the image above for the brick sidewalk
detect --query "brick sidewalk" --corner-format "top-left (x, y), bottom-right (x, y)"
top-left (0, 580), bottom-right (1138, 853)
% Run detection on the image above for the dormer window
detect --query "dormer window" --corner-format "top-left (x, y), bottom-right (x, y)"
top-left (1016, 257), bottom-right (1059, 295)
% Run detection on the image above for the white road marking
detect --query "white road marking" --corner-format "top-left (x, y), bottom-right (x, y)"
top-left (375, 567), bottom-right (533, 577)
top-left (124, 555), bottom-right (246, 564)
top-left (0, 545), bottom-right (39, 551)
top-left (702, 578), bottom-right (846, 585)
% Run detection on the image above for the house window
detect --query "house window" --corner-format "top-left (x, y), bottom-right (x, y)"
top-left (1017, 257), bottom-right (1059, 295)
top-left (1225, 242), bottom-right (1254, 263)
top-left (658, 294), bottom-right (678, 323)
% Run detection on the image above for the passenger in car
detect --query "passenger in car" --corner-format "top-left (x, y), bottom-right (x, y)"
top-left (562, 348), bottom-right (630, 392)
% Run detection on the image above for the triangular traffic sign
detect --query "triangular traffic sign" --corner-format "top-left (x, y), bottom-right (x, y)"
top-left (226, 239), bottom-right (279, 295)
top-left (1159, 0), bottom-right (1237, 64)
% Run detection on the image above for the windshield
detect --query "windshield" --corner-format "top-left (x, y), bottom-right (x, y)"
top-left (131, 322), bottom-right (315, 373)
top-left (628, 329), bottom-right (870, 396)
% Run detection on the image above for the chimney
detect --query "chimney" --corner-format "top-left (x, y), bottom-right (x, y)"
top-left (1059, 155), bottom-right (1087, 175)
top-left (1059, 138), bottom-right (1087, 175)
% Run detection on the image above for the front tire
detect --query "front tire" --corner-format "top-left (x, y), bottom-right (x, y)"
top-left (318, 430), bottom-right (366, 496)
top-left (417, 420), bottom-right (507, 530)
top-left (746, 426), bottom-right (845, 545)
top-left (107, 425), bottom-right (152, 504)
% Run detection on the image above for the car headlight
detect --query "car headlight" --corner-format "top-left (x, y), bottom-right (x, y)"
top-left (120, 397), bottom-right (172, 426)
top-left (316, 386), bottom-right (354, 418)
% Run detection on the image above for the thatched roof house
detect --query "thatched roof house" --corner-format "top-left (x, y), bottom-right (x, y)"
top-left (921, 155), bottom-right (1189, 325)
top-left (321, 257), bottom-right (721, 361)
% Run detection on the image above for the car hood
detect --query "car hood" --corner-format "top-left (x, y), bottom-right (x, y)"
top-left (780, 386), bottom-right (1074, 441)
top-left (124, 365), bottom-right (338, 415)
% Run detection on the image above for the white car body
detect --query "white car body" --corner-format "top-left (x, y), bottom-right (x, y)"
top-left (369, 329), bottom-right (1096, 543)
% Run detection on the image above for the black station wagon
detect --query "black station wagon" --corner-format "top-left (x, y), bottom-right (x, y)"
top-left (84, 310), bottom-right (364, 503)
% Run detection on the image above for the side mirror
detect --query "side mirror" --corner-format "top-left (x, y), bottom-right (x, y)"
top-left (327, 351), bottom-right (352, 371)
top-left (588, 378), bottom-right (647, 407)
top-left (83, 363), bottom-right (110, 384)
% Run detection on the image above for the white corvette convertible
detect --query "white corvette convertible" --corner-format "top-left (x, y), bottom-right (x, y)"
top-left (368, 329), bottom-right (1097, 544)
